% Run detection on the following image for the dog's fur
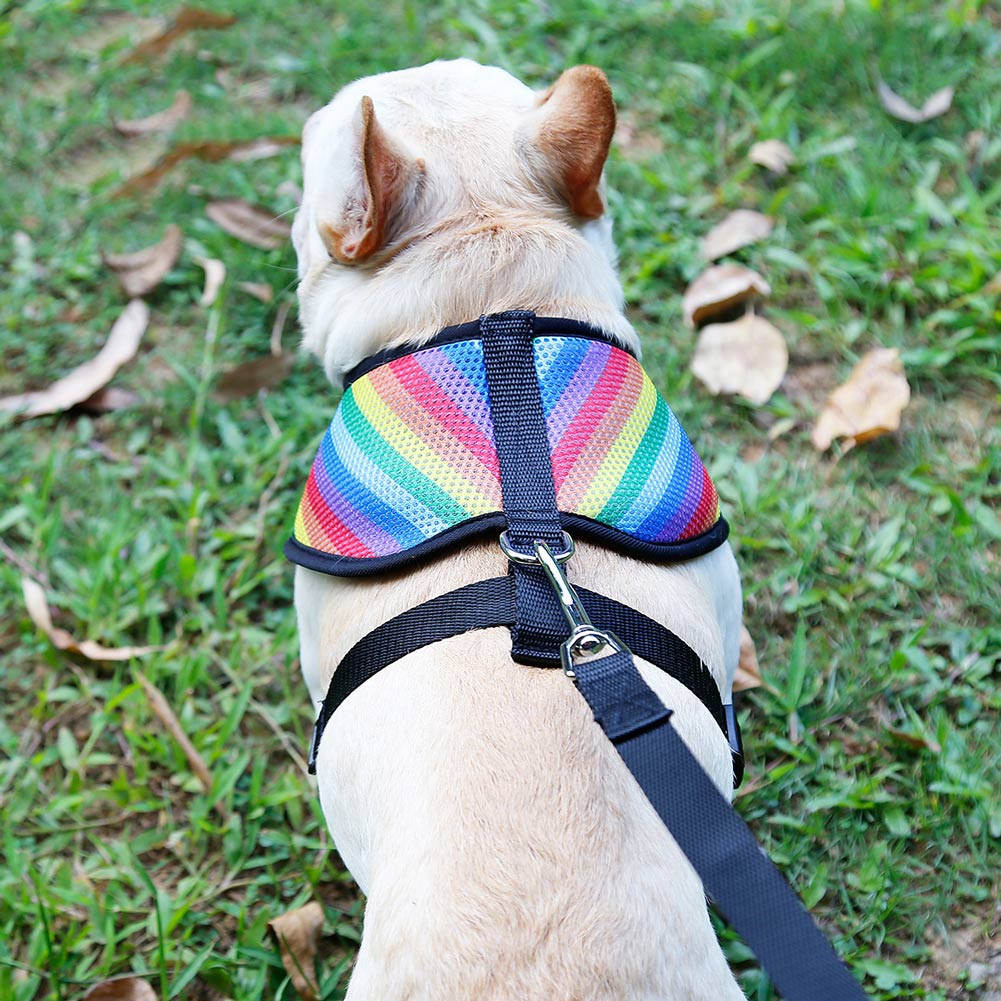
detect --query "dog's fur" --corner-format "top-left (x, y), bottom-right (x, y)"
top-left (292, 58), bottom-right (746, 1000)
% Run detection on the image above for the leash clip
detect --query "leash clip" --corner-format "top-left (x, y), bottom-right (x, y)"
top-left (532, 538), bottom-right (628, 679)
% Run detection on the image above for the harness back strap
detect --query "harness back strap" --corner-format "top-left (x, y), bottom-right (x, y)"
top-left (306, 575), bottom-right (732, 774)
top-left (573, 649), bottom-right (869, 1001)
top-left (479, 311), bottom-right (569, 665)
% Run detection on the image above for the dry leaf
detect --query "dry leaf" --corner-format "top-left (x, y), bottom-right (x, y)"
top-left (238, 281), bottom-right (273, 303)
top-left (77, 387), bottom-right (141, 413)
top-left (115, 136), bottom-right (299, 196)
top-left (877, 80), bottom-right (954, 124)
top-left (114, 90), bottom-right (193, 136)
top-left (978, 271), bottom-right (1001, 296)
top-left (733, 626), bottom-right (762, 692)
top-left (701, 209), bottom-right (774, 261)
top-left (207, 199), bottom-right (290, 250)
top-left (682, 264), bottom-right (771, 328)
top-left (749, 139), bottom-right (795, 174)
top-left (136, 671), bottom-right (218, 806)
top-left (0, 301), bottom-right (149, 419)
top-left (22, 578), bottom-right (161, 661)
top-left (268, 902), bottom-right (323, 1001)
top-left (811, 348), bottom-right (910, 451)
top-left (691, 314), bottom-right (788, 405)
top-left (104, 226), bottom-right (183, 297)
top-left (886, 728), bottom-right (941, 754)
top-left (122, 6), bottom-right (237, 63)
top-left (195, 257), bottom-right (226, 306)
top-left (270, 301), bottom-right (292, 356)
top-left (83, 977), bottom-right (158, 1001)
top-left (215, 354), bottom-right (293, 401)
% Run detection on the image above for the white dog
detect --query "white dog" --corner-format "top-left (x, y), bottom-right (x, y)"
top-left (290, 58), bottom-right (746, 1000)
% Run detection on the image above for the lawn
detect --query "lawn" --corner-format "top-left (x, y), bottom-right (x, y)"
top-left (1, 1), bottom-right (999, 999)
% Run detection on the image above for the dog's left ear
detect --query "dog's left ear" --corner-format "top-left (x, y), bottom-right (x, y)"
top-left (519, 65), bottom-right (616, 219)
top-left (321, 96), bottom-right (418, 263)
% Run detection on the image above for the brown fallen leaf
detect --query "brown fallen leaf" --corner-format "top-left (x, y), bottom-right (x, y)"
top-left (104, 225), bottom-right (183, 298)
top-left (0, 300), bottom-right (149, 419)
top-left (83, 977), bottom-right (158, 1001)
top-left (701, 209), bottom-right (774, 261)
top-left (749, 139), bottom-right (795, 175)
top-left (115, 136), bottom-right (299, 196)
top-left (122, 6), bottom-right (237, 63)
top-left (207, 199), bottom-right (291, 250)
top-left (136, 671), bottom-right (219, 810)
top-left (114, 90), bottom-right (193, 136)
top-left (978, 271), bottom-right (1001, 296)
top-left (238, 281), bottom-right (273, 303)
top-left (733, 626), bottom-right (762, 692)
top-left (811, 348), bottom-right (910, 451)
top-left (22, 578), bottom-right (161, 662)
top-left (691, 313), bottom-right (788, 405)
top-left (682, 264), bottom-right (771, 328)
top-left (270, 300), bottom-right (292, 356)
top-left (195, 256), bottom-right (226, 307)
top-left (268, 901), bottom-right (323, 1001)
top-left (877, 80), bottom-right (954, 124)
top-left (215, 354), bottom-right (294, 401)
top-left (77, 387), bottom-right (141, 413)
top-left (886, 728), bottom-right (941, 754)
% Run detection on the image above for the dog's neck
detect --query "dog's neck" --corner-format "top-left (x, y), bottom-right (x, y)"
top-left (298, 212), bottom-right (639, 386)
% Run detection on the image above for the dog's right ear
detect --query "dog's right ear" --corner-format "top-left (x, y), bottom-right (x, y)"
top-left (519, 65), bottom-right (616, 219)
top-left (320, 96), bottom-right (418, 263)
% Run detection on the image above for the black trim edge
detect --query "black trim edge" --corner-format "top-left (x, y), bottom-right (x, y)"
top-left (285, 515), bottom-right (729, 578)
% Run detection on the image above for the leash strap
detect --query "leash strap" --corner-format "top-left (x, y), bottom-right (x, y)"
top-left (306, 575), bottom-right (734, 775)
top-left (572, 647), bottom-right (868, 1001)
top-left (479, 311), bottom-right (567, 665)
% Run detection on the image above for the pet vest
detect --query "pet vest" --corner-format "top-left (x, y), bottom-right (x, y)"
top-left (285, 316), bottom-right (728, 576)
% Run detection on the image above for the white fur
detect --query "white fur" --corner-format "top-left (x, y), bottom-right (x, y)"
top-left (292, 59), bottom-right (746, 1000)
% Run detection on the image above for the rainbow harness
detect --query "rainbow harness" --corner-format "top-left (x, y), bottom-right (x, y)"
top-left (285, 316), bottom-right (728, 576)
top-left (285, 312), bottom-right (871, 1001)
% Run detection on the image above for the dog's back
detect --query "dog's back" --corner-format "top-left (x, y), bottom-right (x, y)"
top-left (292, 59), bottom-right (746, 1000)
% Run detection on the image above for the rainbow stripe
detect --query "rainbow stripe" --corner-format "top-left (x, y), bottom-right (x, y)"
top-left (291, 336), bottom-right (722, 564)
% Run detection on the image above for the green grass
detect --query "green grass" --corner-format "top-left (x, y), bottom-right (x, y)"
top-left (1, 1), bottom-right (999, 999)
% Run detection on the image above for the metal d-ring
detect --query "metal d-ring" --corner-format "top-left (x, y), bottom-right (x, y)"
top-left (498, 530), bottom-right (575, 565)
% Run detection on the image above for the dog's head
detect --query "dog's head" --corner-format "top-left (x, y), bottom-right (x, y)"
top-left (293, 59), bottom-right (628, 381)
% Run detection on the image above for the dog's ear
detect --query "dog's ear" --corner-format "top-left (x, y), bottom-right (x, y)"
top-left (321, 96), bottom-right (416, 263)
top-left (521, 65), bottom-right (616, 219)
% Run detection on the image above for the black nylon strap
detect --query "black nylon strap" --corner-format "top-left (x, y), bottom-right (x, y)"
top-left (573, 652), bottom-right (869, 1001)
top-left (479, 311), bottom-right (566, 664)
top-left (307, 576), bottom-right (727, 772)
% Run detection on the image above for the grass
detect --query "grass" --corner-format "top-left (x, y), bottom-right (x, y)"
top-left (1, 0), bottom-right (999, 998)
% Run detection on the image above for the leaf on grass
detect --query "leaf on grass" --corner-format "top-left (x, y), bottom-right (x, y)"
top-left (682, 264), bottom-right (771, 328)
top-left (83, 977), bottom-right (158, 1001)
top-left (0, 300), bottom-right (149, 419)
top-left (749, 139), bottom-right (795, 175)
top-left (691, 313), bottom-right (788, 405)
top-left (215, 354), bottom-right (294, 401)
top-left (122, 6), bottom-right (237, 63)
top-left (238, 281), bottom-right (273, 303)
top-left (733, 625), bottom-right (762, 692)
top-left (876, 80), bottom-right (954, 124)
top-left (78, 387), bottom-right (141, 413)
top-left (195, 257), bottom-right (226, 307)
top-left (136, 671), bottom-right (216, 801)
top-left (886, 728), bottom-right (941, 754)
top-left (104, 225), bottom-right (183, 297)
top-left (701, 209), bottom-right (774, 261)
top-left (978, 271), bottom-right (1001, 296)
top-left (22, 578), bottom-right (161, 662)
top-left (115, 136), bottom-right (299, 195)
top-left (268, 901), bottom-right (323, 1001)
top-left (811, 348), bottom-right (910, 451)
top-left (207, 199), bottom-right (291, 250)
top-left (114, 90), bottom-right (193, 136)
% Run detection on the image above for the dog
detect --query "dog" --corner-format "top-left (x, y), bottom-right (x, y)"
top-left (290, 58), bottom-right (746, 1000)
